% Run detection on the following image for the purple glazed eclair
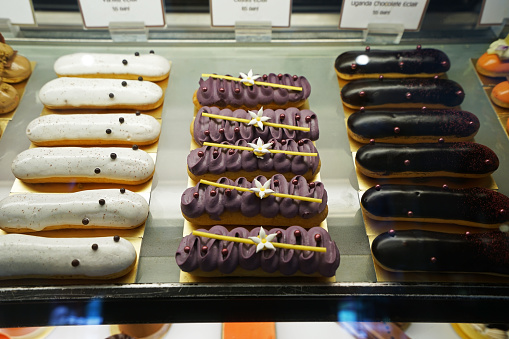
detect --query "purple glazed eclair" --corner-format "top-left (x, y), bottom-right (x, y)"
top-left (176, 225), bottom-right (340, 277)
top-left (192, 72), bottom-right (311, 110)
top-left (192, 106), bottom-right (319, 146)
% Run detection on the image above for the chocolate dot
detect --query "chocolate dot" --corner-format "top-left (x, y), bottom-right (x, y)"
top-left (434, 75), bottom-right (439, 79)
top-left (365, 46), bottom-right (371, 52)
top-left (273, 179), bottom-right (279, 187)
top-left (278, 73), bottom-right (283, 79)
top-left (279, 113), bottom-right (285, 121)
top-left (132, 145), bottom-right (139, 150)
top-left (136, 111), bottom-right (141, 116)
top-left (106, 129), bottom-right (112, 134)
top-left (201, 87), bottom-right (208, 92)
top-left (221, 248), bottom-right (229, 256)
top-left (351, 63), bottom-right (357, 70)
top-left (92, 244), bottom-right (98, 250)
top-left (110, 153), bottom-right (117, 160)
top-left (388, 229), bottom-right (395, 236)
top-left (94, 168), bottom-right (101, 174)
top-left (308, 182), bottom-right (316, 189)
top-left (121, 81), bottom-right (127, 87)
top-left (294, 230), bottom-right (301, 238)
top-left (292, 179), bottom-right (298, 185)
top-left (281, 139), bottom-right (287, 145)
top-left (442, 184), bottom-right (449, 190)
top-left (150, 50), bottom-right (155, 54)
top-left (114, 235), bottom-right (120, 242)
top-left (225, 189), bottom-right (232, 196)
top-left (404, 159), bottom-right (410, 166)
top-left (122, 59), bottom-right (128, 65)
top-left (465, 231), bottom-right (470, 235)
top-left (399, 61), bottom-right (404, 68)
top-left (119, 117), bottom-right (125, 123)
top-left (394, 127), bottom-right (400, 134)
top-left (305, 115), bottom-right (311, 123)
top-left (120, 188), bottom-right (126, 194)
top-left (135, 52), bottom-right (140, 56)
top-left (234, 127), bottom-right (240, 133)
top-left (416, 44), bottom-right (421, 50)
top-left (407, 211), bottom-right (413, 217)
top-left (405, 92), bottom-right (412, 99)
top-left (184, 246), bottom-right (190, 253)
top-left (430, 256), bottom-right (437, 263)
top-left (438, 138), bottom-right (445, 144)
top-left (109, 93), bottom-right (114, 98)
top-left (441, 60), bottom-right (448, 66)
top-left (204, 130), bottom-right (210, 136)
top-left (298, 139), bottom-right (304, 146)
top-left (213, 150), bottom-right (219, 158)
top-left (485, 159), bottom-right (491, 165)
top-left (375, 184), bottom-right (381, 191)
top-left (197, 151), bottom-right (204, 157)
top-left (276, 230), bottom-right (283, 238)
top-left (219, 128), bottom-right (225, 134)
top-left (138, 76), bottom-right (143, 81)
top-left (456, 90), bottom-right (463, 96)
top-left (379, 75), bottom-right (384, 80)
top-left (360, 107), bottom-right (365, 112)
top-left (210, 190), bottom-right (217, 197)
top-left (500, 209), bottom-right (506, 215)
top-left (99, 199), bottom-right (105, 206)
top-left (359, 91), bottom-right (365, 97)
top-left (219, 87), bottom-right (225, 93)
top-left (72, 259), bottom-right (80, 267)
top-left (292, 75), bottom-right (298, 80)
top-left (314, 234), bottom-right (322, 242)
top-left (262, 74), bottom-right (268, 80)
top-left (295, 115), bottom-right (301, 121)
top-left (193, 192), bottom-right (199, 198)
top-left (82, 218), bottom-right (90, 225)
top-left (422, 106), bottom-right (427, 111)
top-left (228, 149), bottom-right (235, 155)
top-left (234, 88), bottom-right (240, 93)
top-left (201, 246), bottom-right (208, 254)
top-left (369, 139), bottom-right (375, 145)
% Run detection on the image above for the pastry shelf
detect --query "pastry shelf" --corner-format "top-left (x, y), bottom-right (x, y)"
top-left (1, 38), bottom-right (509, 326)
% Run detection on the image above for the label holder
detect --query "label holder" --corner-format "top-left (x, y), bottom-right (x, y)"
top-left (108, 21), bottom-right (148, 42)
top-left (235, 21), bottom-right (272, 43)
top-left (363, 23), bottom-right (405, 45)
top-left (0, 18), bottom-right (20, 38)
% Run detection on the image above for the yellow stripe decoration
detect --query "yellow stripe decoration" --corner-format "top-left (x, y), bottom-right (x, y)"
top-left (202, 141), bottom-right (318, 157)
top-left (201, 112), bottom-right (311, 132)
top-left (201, 73), bottom-right (303, 91)
top-left (199, 179), bottom-right (322, 203)
top-left (192, 230), bottom-right (327, 253)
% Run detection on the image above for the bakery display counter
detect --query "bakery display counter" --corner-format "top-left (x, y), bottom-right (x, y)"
top-left (0, 40), bottom-right (508, 326)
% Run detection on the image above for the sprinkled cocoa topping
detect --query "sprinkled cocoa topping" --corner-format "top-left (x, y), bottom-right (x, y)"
top-left (314, 233), bottom-right (322, 242)
top-left (150, 50), bottom-right (154, 54)
top-left (92, 244), bottom-right (98, 250)
top-left (99, 199), bottom-right (105, 206)
top-left (72, 259), bottom-right (80, 267)
top-left (219, 128), bottom-right (225, 134)
top-left (221, 248), bottom-right (229, 256)
top-left (114, 235), bottom-right (120, 242)
top-left (309, 182), bottom-right (316, 189)
top-left (201, 87), bottom-right (208, 92)
top-left (119, 117), bottom-right (124, 123)
top-left (109, 93), bottom-right (114, 98)
top-left (351, 63), bottom-right (357, 70)
top-left (197, 151), bottom-right (204, 157)
top-left (132, 145), bottom-right (139, 150)
top-left (121, 81), bottom-right (127, 87)
top-left (219, 87), bottom-right (225, 93)
top-left (201, 245), bottom-right (208, 254)
top-left (138, 76), bottom-right (143, 81)
top-left (136, 111), bottom-right (140, 116)
top-left (184, 246), bottom-right (190, 253)
top-left (225, 189), bottom-right (232, 196)
top-left (94, 168), bottom-right (101, 174)
top-left (234, 88), bottom-right (240, 93)
top-left (106, 129), bottom-right (112, 134)
top-left (193, 192), bottom-right (199, 198)
top-left (210, 190), bottom-right (217, 197)
top-left (135, 52), bottom-right (140, 56)
top-left (82, 218), bottom-right (90, 225)
top-left (279, 113), bottom-right (285, 121)
top-left (292, 179), bottom-right (298, 185)
top-left (294, 230), bottom-right (301, 238)
top-left (204, 130), bottom-right (210, 136)
top-left (120, 188), bottom-right (126, 193)
top-left (122, 59), bottom-right (128, 65)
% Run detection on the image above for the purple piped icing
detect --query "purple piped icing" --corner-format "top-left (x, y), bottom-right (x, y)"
top-left (196, 73), bottom-right (311, 108)
top-left (193, 106), bottom-right (319, 146)
top-left (187, 138), bottom-right (320, 179)
top-left (181, 174), bottom-right (327, 222)
top-left (175, 225), bottom-right (340, 277)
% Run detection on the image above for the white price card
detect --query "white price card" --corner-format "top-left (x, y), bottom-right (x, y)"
top-left (0, 0), bottom-right (36, 26)
top-left (210, 0), bottom-right (292, 27)
top-left (339, 0), bottom-right (429, 30)
top-left (479, 0), bottom-right (509, 25)
top-left (78, 0), bottom-right (165, 29)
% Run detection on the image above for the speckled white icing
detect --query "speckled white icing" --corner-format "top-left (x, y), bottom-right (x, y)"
top-left (12, 147), bottom-right (155, 184)
top-left (0, 234), bottom-right (136, 279)
top-left (0, 189), bottom-right (149, 232)
top-left (38, 77), bottom-right (163, 109)
top-left (26, 113), bottom-right (161, 146)
top-left (54, 53), bottom-right (171, 79)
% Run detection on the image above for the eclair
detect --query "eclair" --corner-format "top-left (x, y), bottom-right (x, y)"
top-left (347, 109), bottom-right (480, 144)
top-left (54, 52), bottom-right (171, 82)
top-left (181, 174), bottom-right (328, 227)
top-left (361, 184), bottom-right (509, 228)
top-left (0, 34), bottom-right (31, 83)
top-left (193, 71), bottom-right (311, 110)
top-left (355, 142), bottom-right (498, 178)
top-left (187, 138), bottom-right (320, 182)
top-left (192, 106), bottom-right (319, 146)
top-left (0, 80), bottom-right (18, 114)
top-left (341, 78), bottom-right (465, 109)
top-left (335, 46), bottom-right (450, 80)
top-left (372, 229), bottom-right (509, 277)
top-left (176, 225), bottom-right (340, 277)
top-left (490, 81), bottom-right (509, 109)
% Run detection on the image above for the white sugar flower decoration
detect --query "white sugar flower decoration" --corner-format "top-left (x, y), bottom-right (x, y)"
top-left (239, 69), bottom-right (261, 86)
top-left (248, 107), bottom-right (270, 130)
top-left (249, 227), bottom-right (277, 253)
top-left (247, 138), bottom-right (273, 159)
top-left (249, 178), bottom-right (274, 199)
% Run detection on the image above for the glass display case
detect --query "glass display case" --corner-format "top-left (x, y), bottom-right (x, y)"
top-left (1, 0), bottom-right (509, 327)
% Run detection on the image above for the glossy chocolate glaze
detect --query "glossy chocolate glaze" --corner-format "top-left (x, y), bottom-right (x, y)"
top-left (372, 229), bottom-right (509, 276)
top-left (361, 184), bottom-right (509, 225)
top-left (181, 174), bottom-right (327, 221)
top-left (193, 106), bottom-right (319, 146)
top-left (188, 138), bottom-right (319, 177)
top-left (341, 78), bottom-right (465, 108)
top-left (197, 73), bottom-right (311, 108)
top-left (176, 225), bottom-right (340, 276)
top-left (335, 48), bottom-right (450, 77)
top-left (347, 109), bottom-right (479, 142)
top-left (356, 142), bottom-right (499, 177)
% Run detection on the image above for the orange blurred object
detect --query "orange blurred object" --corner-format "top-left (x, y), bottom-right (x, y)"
top-left (223, 322), bottom-right (276, 339)
top-left (476, 53), bottom-right (509, 77)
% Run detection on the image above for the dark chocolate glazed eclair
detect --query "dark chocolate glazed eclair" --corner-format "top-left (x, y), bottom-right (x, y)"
top-left (193, 73), bottom-right (311, 110)
top-left (341, 78), bottom-right (465, 109)
top-left (347, 109), bottom-right (480, 144)
top-left (356, 142), bottom-right (498, 178)
top-left (334, 47), bottom-right (450, 80)
top-left (372, 229), bottom-right (509, 276)
top-left (181, 174), bottom-right (328, 227)
top-left (361, 184), bottom-right (509, 227)
top-left (187, 138), bottom-right (320, 182)
top-left (192, 106), bottom-right (319, 146)
top-left (176, 225), bottom-right (340, 277)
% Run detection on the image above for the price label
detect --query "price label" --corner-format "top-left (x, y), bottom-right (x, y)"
top-left (479, 0), bottom-right (509, 25)
top-left (339, 0), bottom-right (429, 30)
top-left (78, 0), bottom-right (165, 28)
top-left (0, 0), bottom-right (36, 26)
top-left (210, 0), bottom-right (291, 27)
